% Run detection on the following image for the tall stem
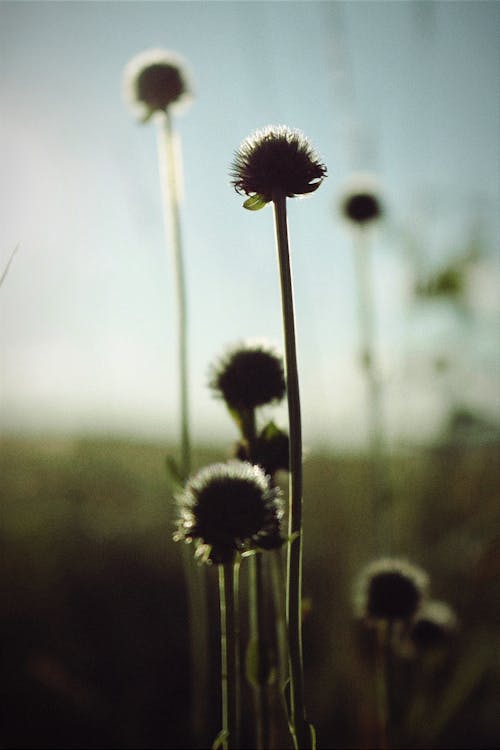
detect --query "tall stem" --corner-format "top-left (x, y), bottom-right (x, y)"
top-left (157, 110), bottom-right (191, 480)
top-left (157, 111), bottom-right (208, 746)
top-left (248, 553), bottom-right (271, 750)
top-left (353, 228), bottom-right (391, 553)
top-left (374, 621), bottom-right (390, 750)
top-left (272, 194), bottom-right (311, 749)
top-left (219, 561), bottom-right (241, 750)
top-left (239, 410), bottom-right (270, 749)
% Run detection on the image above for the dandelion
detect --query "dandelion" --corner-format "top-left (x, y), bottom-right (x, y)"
top-left (354, 558), bottom-right (429, 623)
top-left (175, 461), bottom-right (283, 750)
top-left (231, 125), bottom-right (326, 748)
top-left (209, 340), bottom-right (286, 412)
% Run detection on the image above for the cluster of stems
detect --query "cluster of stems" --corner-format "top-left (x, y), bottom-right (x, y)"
top-left (214, 191), bottom-right (312, 749)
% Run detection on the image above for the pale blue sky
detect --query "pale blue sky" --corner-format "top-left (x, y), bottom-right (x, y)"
top-left (1, 1), bottom-right (499, 448)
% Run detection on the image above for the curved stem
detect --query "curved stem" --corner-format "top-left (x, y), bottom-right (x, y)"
top-left (157, 110), bottom-right (191, 480)
top-left (219, 560), bottom-right (241, 750)
top-left (272, 194), bottom-right (311, 749)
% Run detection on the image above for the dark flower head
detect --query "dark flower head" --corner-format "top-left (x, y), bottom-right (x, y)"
top-left (235, 430), bottom-right (289, 477)
top-left (340, 173), bottom-right (383, 225)
top-left (231, 125), bottom-right (327, 206)
top-left (409, 600), bottom-right (458, 651)
top-left (124, 48), bottom-right (192, 121)
top-left (174, 460), bottom-right (284, 564)
top-left (209, 340), bottom-right (286, 411)
top-left (354, 558), bottom-right (429, 622)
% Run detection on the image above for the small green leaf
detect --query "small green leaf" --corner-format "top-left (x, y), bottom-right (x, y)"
top-left (243, 194), bottom-right (268, 211)
top-left (259, 420), bottom-right (282, 440)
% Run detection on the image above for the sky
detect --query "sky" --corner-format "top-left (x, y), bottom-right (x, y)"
top-left (1, 0), bottom-right (499, 450)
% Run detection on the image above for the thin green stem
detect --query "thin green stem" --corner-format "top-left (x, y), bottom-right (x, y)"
top-left (248, 553), bottom-right (271, 750)
top-left (219, 560), bottom-right (241, 750)
top-left (272, 194), bottom-right (311, 749)
top-left (238, 409), bottom-right (270, 749)
top-left (270, 548), bottom-right (289, 690)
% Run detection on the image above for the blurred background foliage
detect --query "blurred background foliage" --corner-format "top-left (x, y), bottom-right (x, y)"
top-left (1, 431), bottom-right (499, 748)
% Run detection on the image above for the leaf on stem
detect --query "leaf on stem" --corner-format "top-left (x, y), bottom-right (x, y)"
top-left (243, 194), bottom-right (268, 211)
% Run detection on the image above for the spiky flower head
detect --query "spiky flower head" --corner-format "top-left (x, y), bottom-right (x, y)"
top-left (231, 125), bottom-right (327, 208)
top-left (174, 460), bottom-right (284, 564)
top-left (123, 48), bottom-right (192, 122)
top-left (409, 600), bottom-right (458, 651)
top-left (209, 340), bottom-right (286, 411)
top-left (339, 172), bottom-right (383, 225)
top-left (353, 557), bottom-right (429, 622)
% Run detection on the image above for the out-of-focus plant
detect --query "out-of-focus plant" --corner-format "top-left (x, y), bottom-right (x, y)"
top-left (123, 48), bottom-right (193, 481)
top-left (122, 49), bottom-right (209, 745)
top-left (338, 173), bottom-right (391, 554)
top-left (353, 557), bottom-right (430, 750)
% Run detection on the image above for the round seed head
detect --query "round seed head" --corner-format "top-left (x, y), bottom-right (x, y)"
top-left (123, 48), bottom-right (192, 121)
top-left (409, 600), bottom-right (458, 651)
top-left (231, 125), bottom-right (327, 204)
top-left (339, 173), bottom-right (383, 225)
top-left (209, 340), bottom-right (286, 411)
top-left (235, 429), bottom-right (289, 476)
top-left (174, 460), bottom-right (284, 564)
top-left (353, 558), bottom-right (429, 622)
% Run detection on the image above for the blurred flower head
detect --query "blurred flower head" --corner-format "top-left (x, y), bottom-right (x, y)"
top-left (339, 172), bottom-right (383, 226)
top-left (174, 460), bottom-right (283, 564)
top-left (231, 125), bottom-right (327, 206)
top-left (123, 48), bottom-right (192, 121)
top-left (353, 557), bottom-right (429, 622)
top-left (209, 340), bottom-right (286, 411)
top-left (409, 600), bottom-right (458, 651)
top-left (235, 422), bottom-right (289, 476)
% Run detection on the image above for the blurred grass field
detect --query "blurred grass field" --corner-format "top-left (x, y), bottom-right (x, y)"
top-left (1, 434), bottom-right (499, 749)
